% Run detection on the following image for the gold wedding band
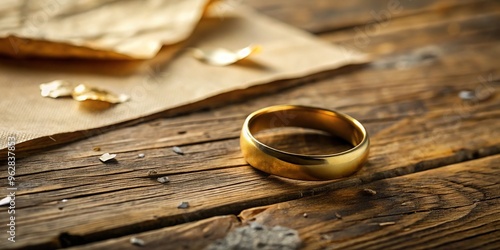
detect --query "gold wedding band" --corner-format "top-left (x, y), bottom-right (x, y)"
top-left (240, 105), bottom-right (369, 181)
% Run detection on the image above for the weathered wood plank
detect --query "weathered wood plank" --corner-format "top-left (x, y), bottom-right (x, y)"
top-left (242, 155), bottom-right (500, 249)
top-left (69, 215), bottom-right (240, 250)
top-left (2, 49), bottom-right (498, 248)
top-left (322, 0), bottom-right (500, 57)
top-left (239, 155), bottom-right (500, 250)
top-left (246, 0), bottom-right (483, 33)
top-left (0, 1), bottom-right (499, 249)
top-left (67, 154), bottom-right (500, 250)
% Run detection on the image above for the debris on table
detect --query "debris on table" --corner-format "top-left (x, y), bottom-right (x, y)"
top-left (362, 188), bottom-right (377, 196)
top-left (379, 222), bottom-right (396, 226)
top-left (129, 237), bottom-right (145, 246)
top-left (303, 213), bottom-right (308, 218)
top-left (57, 199), bottom-right (69, 210)
top-left (177, 201), bottom-right (190, 209)
top-left (40, 80), bottom-right (75, 98)
top-left (40, 81), bottom-right (129, 106)
top-left (138, 153), bottom-right (145, 158)
top-left (73, 84), bottom-right (130, 104)
top-left (401, 201), bottom-right (415, 207)
top-left (335, 212), bottom-right (342, 219)
top-left (458, 90), bottom-right (475, 101)
top-left (157, 176), bottom-right (170, 184)
top-left (172, 146), bottom-right (184, 155)
top-left (207, 222), bottom-right (301, 250)
top-left (0, 196), bottom-right (12, 206)
top-left (459, 88), bottom-right (493, 102)
top-left (99, 153), bottom-right (117, 163)
top-left (147, 170), bottom-right (158, 176)
top-left (93, 147), bottom-right (101, 152)
top-left (191, 45), bottom-right (261, 66)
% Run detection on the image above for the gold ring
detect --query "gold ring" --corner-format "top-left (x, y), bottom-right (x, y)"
top-left (240, 105), bottom-right (369, 181)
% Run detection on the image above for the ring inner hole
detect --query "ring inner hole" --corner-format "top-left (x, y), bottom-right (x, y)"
top-left (253, 127), bottom-right (353, 155)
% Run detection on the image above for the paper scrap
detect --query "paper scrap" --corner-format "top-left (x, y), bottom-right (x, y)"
top-left (130, 237), bottom-right (145, 246)
top-left (172, 146), bottom-right (184, 155)
top-left (0, 0), bottom-right (211, 59)
top-left (99, 153), bottom-right (117, 162)
top-left (177, 201), bottom-right (190, 209)
top-left (0, 196), bottom-right (12, 206)
top-left (157, 176), bottom-right (170, 184)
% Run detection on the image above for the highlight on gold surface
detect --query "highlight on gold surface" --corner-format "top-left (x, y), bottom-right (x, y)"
top-left (40, 80), bottom-right (75, 98)
top-left (240, 105), bottom-right (370, 181)
top-left (191, 45), bottom-right (262, 66)
top-left (40, 80), bottom-right (129, 105)
top-left (72, 84), bottom-right (129, 104)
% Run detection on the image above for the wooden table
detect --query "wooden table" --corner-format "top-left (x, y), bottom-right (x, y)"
top-left (2, 0), bottom-right (499, 249)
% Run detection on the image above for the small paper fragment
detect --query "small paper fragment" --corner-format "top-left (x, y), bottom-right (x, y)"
top-left (40, 80), bottom-right (76, 98)
top-left (459, 88), bottom-right (493, 102)
top-left (57, 199), bottom-right (69, 210)
top-left (73, 84), bottom-right (129, 104)
top-left (459, 90), bottom-right (475, 101)
top-left (172, 146), bottom-right (184, 155)
top-left (157, 176), bottom-right (170, 184)
top-left (0, 196), bottom-right (12, 206)
top-left (99, 153), bottom-right (117, 162)
top-left (130, 237), bottom-right (145, 246)
top-left (177, 201), bottom-right (190, 209)
top-left (379, 222), bottom-right (396, 226)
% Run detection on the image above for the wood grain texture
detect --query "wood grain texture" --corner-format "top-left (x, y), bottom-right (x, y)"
top-left (69, 215), bottom-right (240, 250)
top-left (0, 1), bottom-right (499, 249)
top-left (246, 0), bottom-right (485, 33)
top-left (67, 155), bottom-right (500, 250)
top-left (322, 0), bottom-right (500, 57)
top-left (240, 155), bottom-right (500, 250)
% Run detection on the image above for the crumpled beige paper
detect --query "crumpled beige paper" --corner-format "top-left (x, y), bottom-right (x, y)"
top-left (0, 4), bottom-right (368, 151)
top-left (0, 0), bottom-right (210, 59)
